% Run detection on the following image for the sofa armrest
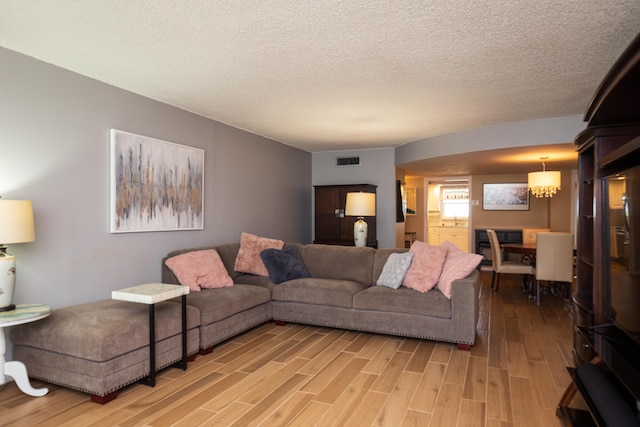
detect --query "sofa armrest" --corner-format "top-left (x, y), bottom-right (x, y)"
top-left (161, 257), bottom-right (180, 285)
top-left (449, 270), bottom-right (481, 345)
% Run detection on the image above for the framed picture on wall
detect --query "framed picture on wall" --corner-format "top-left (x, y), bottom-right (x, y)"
top-left (110, 129), bottom-right (204, 233)
top-left (482, 183), bottom-right (529, 211)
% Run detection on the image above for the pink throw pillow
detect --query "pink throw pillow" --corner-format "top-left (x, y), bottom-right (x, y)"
top-left (165, 249), bottom-right (233, 292)
top-left (402, 241), bottom-right (448, 293)
top-left (437, 241), bottom-right (483, 298)
top-left (234, 232), bottom-right (285, 276)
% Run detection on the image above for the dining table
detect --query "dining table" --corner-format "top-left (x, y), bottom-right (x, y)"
top-left (502, 242), bottom-right (577, 258)
top-left (501, 242), bottom-right (537, 257)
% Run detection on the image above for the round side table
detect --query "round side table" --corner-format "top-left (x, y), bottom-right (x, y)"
top-left (0, 304), bottom-right (51, 397)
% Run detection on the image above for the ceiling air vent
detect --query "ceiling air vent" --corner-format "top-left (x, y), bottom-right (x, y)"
top-left (336, 156), bottom-right (360, 166)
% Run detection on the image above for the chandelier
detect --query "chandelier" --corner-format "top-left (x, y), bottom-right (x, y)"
top-left (528, 157), bottom-right (561, 198)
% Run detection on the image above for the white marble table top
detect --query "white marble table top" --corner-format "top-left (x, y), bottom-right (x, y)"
top-left (111, 283), bottom-right (189, 304)
top-left (0, 304), bottom-right (51, 327)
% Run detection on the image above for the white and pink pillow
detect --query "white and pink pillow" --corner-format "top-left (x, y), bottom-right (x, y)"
top-left (402, 241), bottom-right (448, 293)
top-left (437, 241), bottom-right (483, 298)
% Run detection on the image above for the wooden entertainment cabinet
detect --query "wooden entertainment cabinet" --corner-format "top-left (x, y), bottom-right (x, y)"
top-left (313, 184), bottom-right (377, 248)
top-left (557, 34), bottom-right (640, 426)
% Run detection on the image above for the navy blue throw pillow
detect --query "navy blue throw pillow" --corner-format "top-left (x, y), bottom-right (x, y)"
top-left (260, 246), bottom-right (310, 284)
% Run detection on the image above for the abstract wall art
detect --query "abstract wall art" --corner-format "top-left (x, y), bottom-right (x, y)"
top-left (110, 129), bottom-right (204, 233)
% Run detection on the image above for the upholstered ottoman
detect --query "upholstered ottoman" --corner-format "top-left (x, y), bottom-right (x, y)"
top-left (10, 299), bottom-right (201, 403)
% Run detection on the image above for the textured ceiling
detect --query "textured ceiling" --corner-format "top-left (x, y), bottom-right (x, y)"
top-left (1, 1), bottom-right (639, 154)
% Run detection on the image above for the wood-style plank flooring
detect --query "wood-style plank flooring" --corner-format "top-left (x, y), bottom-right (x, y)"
top-left (0, 270), bottom-right (579, 426)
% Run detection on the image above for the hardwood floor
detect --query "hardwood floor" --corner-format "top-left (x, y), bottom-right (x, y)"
top-left (0, 270), bottom-right (578, 426)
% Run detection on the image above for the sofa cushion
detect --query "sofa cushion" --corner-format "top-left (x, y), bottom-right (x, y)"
top-left (184, 284), bottom-right (272, 324)
top-left (272, 278), bottom-right (368, 308)
top-left (233, 273), bottom-right (277, 290)
top-left (234, 232), bottom-right (284, 276)
top-left (402, 241), bottom-right (448, 293)
top-left (376, 252), bottom-right (414, 289)
top-left (165, 249), bottom-right (233, 291)
top-left (300, 244), bottom-right (376, 286)
top-left (213, 243), bottom-right (243, 279)
top-left (260, 246), bottom-right (310, 284)
top-left (353, 286), bottom-right (451, 318)
top-left (437, 241), bottom-right (483, 298)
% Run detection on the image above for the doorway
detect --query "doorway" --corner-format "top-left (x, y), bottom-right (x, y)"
top-left (425, 177), bottom-right (471, 252)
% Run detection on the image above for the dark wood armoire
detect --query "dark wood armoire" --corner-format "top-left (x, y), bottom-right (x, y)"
top-left (313, 184), bottom-right (377, 248)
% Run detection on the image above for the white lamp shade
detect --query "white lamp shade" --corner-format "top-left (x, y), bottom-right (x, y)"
top-left (528, 171), bottom-right (561, 197)
top-left (528, 171), bottom-right (561, 188)
top-left (345, 192), bottom-right (376, 217)
top-left (0, 200), bottom-right (35, 245)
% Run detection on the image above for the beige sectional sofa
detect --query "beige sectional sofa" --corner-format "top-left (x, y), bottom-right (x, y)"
top-left (11, 241), bottom-right (481, 403)
top-left (161, 242), bottom-right (481, 351)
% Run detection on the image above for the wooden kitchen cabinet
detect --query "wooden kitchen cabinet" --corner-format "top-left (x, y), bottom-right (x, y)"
top-left (428, 227), bottom-right (469, 252)
top-left (427, 185), bottom-right (441, 212)
top-left (439, 227), bottom-right (469, 252)
top-left (428, 227), bottom-right (440, 246)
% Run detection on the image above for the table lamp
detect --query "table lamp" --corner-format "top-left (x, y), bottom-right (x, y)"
top-left (0, 200), bottom-right (35, 312)
top-left (345, 192), bottom-right (376, 247)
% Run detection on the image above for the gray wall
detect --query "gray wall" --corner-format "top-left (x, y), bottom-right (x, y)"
top-left (0, 47), bottom-right (311, 312)
top-left (312, 148), bottom-right (396, 248)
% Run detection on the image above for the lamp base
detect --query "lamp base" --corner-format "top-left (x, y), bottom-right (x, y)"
top-left (0, 249), bottom-right (17, 311)
top-left (353, 218), bottom-right (368, 247)
top-left (0, 304), bottom-right (16, 312)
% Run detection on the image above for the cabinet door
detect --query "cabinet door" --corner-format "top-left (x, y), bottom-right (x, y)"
top-left (338, 187), bottom-right (356, 242)
top-left (438, 228), bottom-right (455, 246)
top-left (314, 187), bottom-right (341, 241)
top-left (453, 233), bottom-right (469, 252)
top-left (428, 228), bottom-right (439, 245)
top-left (428, 185), bottom-right (441, 211)
top-left (439, 227), bottom-right (469, 252)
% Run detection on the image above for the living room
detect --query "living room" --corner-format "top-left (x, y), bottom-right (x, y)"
top-left (1, 2), bottom-right (639, 425)
top-left (1, 40), bottom-right (584, 318)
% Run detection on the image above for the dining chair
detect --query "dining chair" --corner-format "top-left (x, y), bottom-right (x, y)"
top-left (487, 229), bottom-right (534, 293)
top-left (534, 232), bottom-right (575, 305)
top-left (521, 228), bottom-right (551, 263)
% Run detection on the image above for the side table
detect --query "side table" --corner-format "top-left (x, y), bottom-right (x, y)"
top-left (112, 283), bottom-right (189, 387)
top-left (1, 304), bottom-right (51, 397)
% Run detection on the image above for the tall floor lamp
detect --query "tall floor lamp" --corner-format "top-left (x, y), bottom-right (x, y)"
top-left (345, 192), bottom-right (376, 247)
top-left (0, 200), bottom-right (35, 312)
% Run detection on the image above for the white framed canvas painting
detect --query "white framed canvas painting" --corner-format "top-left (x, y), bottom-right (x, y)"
top-left (110, 129), bottom-right (204, 233)
top-left (482, 183), bottom-right (529, 211)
